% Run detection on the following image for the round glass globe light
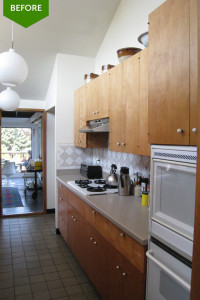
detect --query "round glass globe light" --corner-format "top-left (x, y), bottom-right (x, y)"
top-left (0, 87), bottom-right (20, 111)
top-left (0, 49), bottom-right (28, 86)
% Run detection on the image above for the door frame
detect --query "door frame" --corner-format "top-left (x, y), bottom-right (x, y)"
top-left (0, 108), bottom-right (47, 217)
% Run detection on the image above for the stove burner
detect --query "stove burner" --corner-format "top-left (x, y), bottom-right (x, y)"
top-left (75, 180), bottom-right (92, 185)
top-left (87, 186), bottom-right (106, 193)
top-left (94, 179), bottom-right (106, 185)
top-left (106, 184), bottom-right (118, 189)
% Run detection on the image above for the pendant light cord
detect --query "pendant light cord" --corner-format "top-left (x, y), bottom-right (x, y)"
top-left (11, 21), bottom-right (14, 49)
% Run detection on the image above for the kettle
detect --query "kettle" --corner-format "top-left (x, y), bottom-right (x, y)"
top-left (106, 164), bottom-right (118, 187)
top-left (118, 167), bottom-right (131, 196)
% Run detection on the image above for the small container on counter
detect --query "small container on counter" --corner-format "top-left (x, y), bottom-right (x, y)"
top-left (142, 192), bottom-right (149, 206)
top-left (134, 185), bottom-right (141, 197)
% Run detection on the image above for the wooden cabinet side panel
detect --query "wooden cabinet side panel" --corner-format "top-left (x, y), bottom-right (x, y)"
top-left (79, 86), bottom-right (87, 147)
top-left (109, 64), bottom-right (123, 152)
top-left (123, 54), bottom-right (139, 154)
top-left (148, 0), bottom-right (190, 145)
top-left (138, 48), bottom-right (150, 156)
top-left (74, 90), bottom-right (80, 147)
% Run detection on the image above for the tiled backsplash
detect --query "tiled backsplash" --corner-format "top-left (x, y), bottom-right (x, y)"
top-left (57, 144), bottom-right (93, 169)
top-left (93, 148), bottom-right (150, 176)
top-left (57, 144), bottom-right (150, 177)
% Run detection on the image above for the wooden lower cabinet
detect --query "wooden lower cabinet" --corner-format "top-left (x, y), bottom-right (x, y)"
top-left (85, 224), bottom-right (108, 299)
top-left (57, 183), bottom-right (146, 300)
top-left (107, 243), bottom-right (146, 300)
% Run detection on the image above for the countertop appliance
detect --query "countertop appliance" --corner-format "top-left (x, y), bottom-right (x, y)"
top-left (106, 164), bottom-right (118, 187)
top-left (67, 179), bottom-right (118, 196)
top-left (118, 166), bottom-right (131, 196)
top-left (80, 163), bottom-right (102, 179)
top-left (146, 145), bottom-right (197, 300)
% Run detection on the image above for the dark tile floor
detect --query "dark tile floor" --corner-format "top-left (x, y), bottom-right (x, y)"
top-left (0, 214), bottom-right (101, 300)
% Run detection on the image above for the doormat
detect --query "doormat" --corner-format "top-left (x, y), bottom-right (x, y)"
top-left (2, 187), bottom-right (23, 208)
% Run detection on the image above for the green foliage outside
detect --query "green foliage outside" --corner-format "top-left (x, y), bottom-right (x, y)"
top-left (1, 128), bottom-right (32, 162)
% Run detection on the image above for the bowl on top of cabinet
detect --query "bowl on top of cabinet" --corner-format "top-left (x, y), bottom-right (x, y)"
top-left (101, 64), bottom-right (115, 74)
top-left (84, 73), bottom-right (99, 84)
top-left (138, 32), bottom-right (149, 48)
top-left (117, 47), bottom-right (141, 63)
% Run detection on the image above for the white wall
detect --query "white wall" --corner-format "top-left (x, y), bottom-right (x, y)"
top-left (95, 0), bottom-right (165, 73)
top-left (19, 99), bottom-right (45, 109)
top-left (56, 53), bottom-right (95, 145)
top-left (46, 109), bottom-right (55, 209)
top-left (45, 58), bottom-right (58, 111)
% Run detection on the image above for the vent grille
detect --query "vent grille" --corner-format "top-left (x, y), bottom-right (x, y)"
top-left (154, 152), bottom-right (197, 161)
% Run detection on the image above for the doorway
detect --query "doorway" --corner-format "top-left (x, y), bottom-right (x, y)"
top-left (0, 110), bottom-right (46, 216)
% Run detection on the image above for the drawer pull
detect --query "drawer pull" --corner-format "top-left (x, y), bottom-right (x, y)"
top-left (59, 184), bottom-right (62, 187)
top-left (121, 142), bottom-right (125, 146)
top-left (122, 272), bottom-right (127, 277)
top-left (116, 265), bottom-right (120, 270)
top-left (116, 142), bottom-right (120, 146)
top-left (73, 218), bottom-right (77, 222)
top-left (120, 233), bottom-right (125, 237)
top-left (71, 216), bottom-right (74, 219)
top-left (60, 218), bottom-right (63, 221)
top-left (60, 198), bottom-right (63, 201)
top-left (92, 211), bottom-right (96, 214)
top-left (90, 237), bottom-right (94, 241)
top-left (93, 241), bottom-right (97, 245)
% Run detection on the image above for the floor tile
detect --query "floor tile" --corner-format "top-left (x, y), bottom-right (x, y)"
top-left (15, 284), bottom-right (32, 296)
top-left (49, 287), bottom-right (68, 299)
top-left (33, 290), bottom-right (51, 300)
top-left (31, 281), bottom-right (48, 292)
top-left (30, 274), bottom-right (46, 284)
top-left (46, 279), bottom-right (64, 290)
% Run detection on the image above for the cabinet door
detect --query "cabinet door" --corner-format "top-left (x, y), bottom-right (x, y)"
top-left (96, 71), bottom-right (110, 119)
top-left (107, 243), bottom-right (123, 300)
top-left (85, 224), bottom-right (108, 300)
top-left (123, 53), bottom-right (139, 154)
top-left (189, 0), bottom-right (198, 145)
top-left (122, 256), bottom-right (146, 300)
top-left (79, 86), bottom-right (87, 147)
top-left (109, 63), bottom-right (124, 152)
top-left (148, 0), bottom-right (190, 145)
top-left (74, 89), bottom-right (80, 147)
top-left (86, 80), bottom-right (98, 121)
top-left (67, 203), bottom-right (87, 269)
top-left (138, 48), bottom-right (150, 156)
top-left (57, 183), bottom-right (68, 242)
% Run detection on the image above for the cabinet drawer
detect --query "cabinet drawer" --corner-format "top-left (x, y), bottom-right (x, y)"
top-left (86, 204), bottom-right (146, 273)
top-left (67, 188), bottom-right (86, 218)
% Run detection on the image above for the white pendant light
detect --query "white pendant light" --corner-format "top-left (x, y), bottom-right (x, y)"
top-left (0, 87), bottom-right (20, 111)
top-left (0, 22), bottom-right (28, 86)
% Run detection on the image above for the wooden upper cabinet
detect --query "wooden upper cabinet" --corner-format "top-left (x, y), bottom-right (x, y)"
top-left (122, 53), bottom-right (140, 154)
top-left (86, 72), bottom-right (109, 121)
top-left (109, 63), bottom-right (124, 152)
top-left (148, 0), bottom-right (198, 145)
top-left (74, 86), bottom-right (87, 148)
top-left (138, 48), bottom-right (150, 156)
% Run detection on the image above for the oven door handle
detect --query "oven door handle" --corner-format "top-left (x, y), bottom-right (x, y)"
top-left (146, 249), bottom-right (191, 292)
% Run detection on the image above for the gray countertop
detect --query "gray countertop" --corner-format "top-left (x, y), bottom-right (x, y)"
top-left (56, 170), bottom-right (148, 246)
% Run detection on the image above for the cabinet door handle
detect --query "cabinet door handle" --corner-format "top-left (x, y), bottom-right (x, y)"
top-left (59, 184), bottom-right (62, 187)
top-left (71, 215), bottom-right (74, 219)
top-left (116, 142), bottom-right (120, 146)
top-left (177, 128), bottom-right (183, 134)
top-left (96, 111), bottom-right (99, 114)
top-left (92, 210), bottom-right (96, 214)
top-left (60, 218), bottom-right (63, 221)
top-left (121, 142), bottom-right (125, 146)
top-left (93, 241), bottom-right (97, 245)
top-left (192, 128), bottom-right (197, 133)
top-left (122, 272), bottom-right (127, 277)
top-left (146, 249), bottom-right (190, 292)
top-left (116, 265), bottom-right (120, 270)
top-left (60, 197), bottom-right (63, 201)
top-left (90, 237), bottom-right (94, 241)
top-left (73, 218), bottom-right (77, 222)
top-left (120, 233), bottom-right (125, 237)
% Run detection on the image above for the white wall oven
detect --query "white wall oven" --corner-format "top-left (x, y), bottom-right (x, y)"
top-left (146, 145), bottom-right (197, 300)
